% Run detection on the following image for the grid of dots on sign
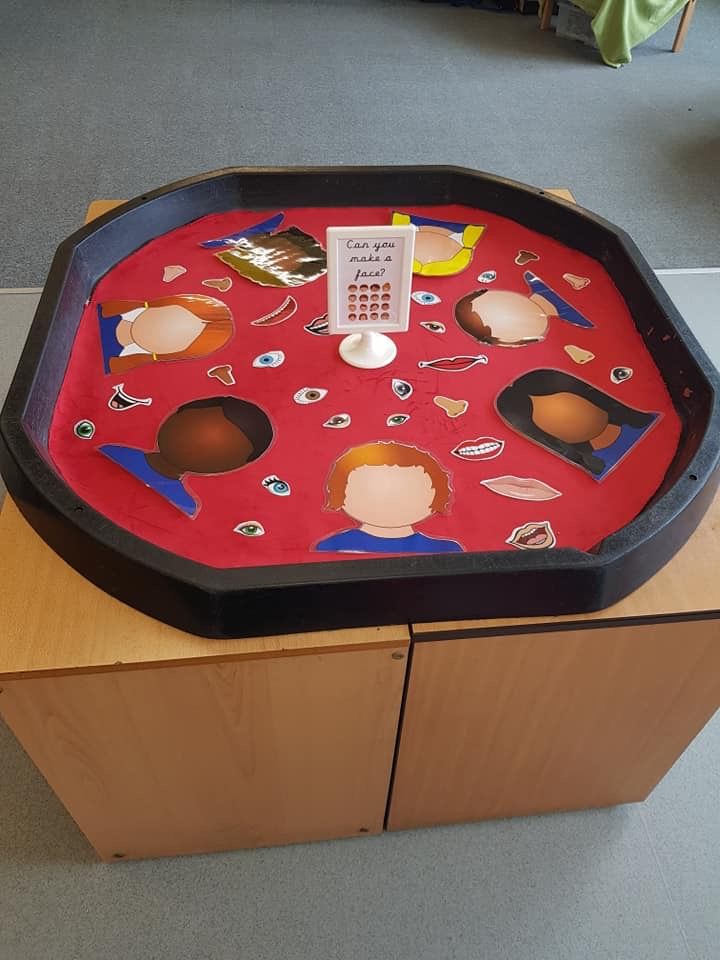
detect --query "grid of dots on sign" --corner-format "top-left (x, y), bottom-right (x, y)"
top-left (347, 282), bottom-right (392, 322)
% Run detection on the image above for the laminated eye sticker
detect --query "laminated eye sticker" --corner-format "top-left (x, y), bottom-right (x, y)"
top-left (262, 475), bottom-right (291, 496)
top-left (392, 379), bottom-right (413, 400)
top-left (412, 291), bottom-right (441, 306)
top-left (234, 520), bottom-right (266, 537)
top-left (253, 350), bottom-right (285, 369)
top-left (323, 413), bottom-right (351, 429)
top-left (74, 419), bottom-right (95, 439)
top-left (294, 387), bottom-right (327, 404)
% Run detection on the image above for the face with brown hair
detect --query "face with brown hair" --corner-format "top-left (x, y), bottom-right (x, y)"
top-left (131, 305), bottom-right (208, 354)
top-left (326, 442), bottom-right (451, 530)
top-left (108, 294), bottom-right (234, 363)
top-left (343, 465), bottom-right (435, 528)
top-left (456, 290), bottom-right (548, 346)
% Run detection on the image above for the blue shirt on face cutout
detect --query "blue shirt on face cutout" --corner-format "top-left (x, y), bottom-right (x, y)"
top-left (592, 418), bottom-right (657, 480)
top-left (98, 307), bottom-right (124, 374)
top-left (99, 444), bottom-right (198, 517)
top-left (523, 271), bottom-right (594, 329)
top-left (316, 528), bottom-right (463, 554)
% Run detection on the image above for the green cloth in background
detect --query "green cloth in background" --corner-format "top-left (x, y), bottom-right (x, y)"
top-left (565, 0), bottom-right (689, 67)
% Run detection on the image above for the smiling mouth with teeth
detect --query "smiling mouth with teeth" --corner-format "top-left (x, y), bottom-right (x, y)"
top-left (451, 437), bottom-right (504, 461)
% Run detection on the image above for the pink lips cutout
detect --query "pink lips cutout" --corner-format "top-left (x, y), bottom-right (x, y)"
top-left (451, 437), bottom-right (504, 461)
top-left (480, 476), bottom-right (561, 501)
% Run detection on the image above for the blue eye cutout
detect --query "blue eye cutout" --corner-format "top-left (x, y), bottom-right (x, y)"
top-left (262, 475), bottom-right (291, 497)
top-left (411, 291), bottom-right (441, 306)
top-left (253, 350), bottom-right (285, 368)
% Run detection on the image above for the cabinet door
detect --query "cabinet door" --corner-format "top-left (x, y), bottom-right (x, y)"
top-left (1, 645), bottom-right (407, 860)
top-left (388, 622), bottom-right (720, 830)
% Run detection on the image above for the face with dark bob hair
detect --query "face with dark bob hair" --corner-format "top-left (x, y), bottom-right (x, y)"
top-left (496, 369), bottom-right (656, 476)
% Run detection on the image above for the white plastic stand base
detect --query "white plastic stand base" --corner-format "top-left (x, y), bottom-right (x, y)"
top-left (338, 331), bottom-right (397, 369)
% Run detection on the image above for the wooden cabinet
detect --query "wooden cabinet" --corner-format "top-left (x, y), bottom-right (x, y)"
top-left (0, 499), bottom-right (409, 860)
top-left (1, 646), bottom-right (407, 860)
top-left (388, 621), bottom-right (720, 830)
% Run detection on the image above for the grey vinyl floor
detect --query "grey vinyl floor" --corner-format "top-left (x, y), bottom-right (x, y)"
top-left (0, 274), bottom-right (719, 959)
top-left (1, 0), bottom-right (720, 287)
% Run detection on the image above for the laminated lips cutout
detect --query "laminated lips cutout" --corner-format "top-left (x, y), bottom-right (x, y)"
top-left (480, 476), bottom-right (561, 501)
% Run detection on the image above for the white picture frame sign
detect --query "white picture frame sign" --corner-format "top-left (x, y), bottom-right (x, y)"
top-left (326, 225), bottom-right (416, 368)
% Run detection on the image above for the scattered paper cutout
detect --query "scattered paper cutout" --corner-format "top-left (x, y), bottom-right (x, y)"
top-left (251, 295), bottom-right (298, 326)
top-left (262, 475), bottom-right (291, 496)
top-left (98, 396), bottom-right (274, 517)
top-left (98, 295), bottom-right (234, 374)
top-left (392, 379), bottom-right (413, 400)
top-left (323, 413), bottom-right (351, 429)
top-left (108, 383), bottom-right (153, 411)
top-left (202, 277), bottom-right (233, 292)
top-left (515, 250), bottom-right (539, 266)
top-left (496, 369), bottom-right (659, 481)
top-left (234, 520), bottom-right (266, 537)
top-left (455, 272), bottom-right (593, 349)
top-left (163, 264), bottom-right (187, 283)
top-left (506, 520), bottom-right (556, 550)
top-left (564, 344), bottom-right (595, 365)
top-left (387, 414), bottom-right (410, 426)
top-left (315, 441), bottom-right (463, 554)
top-left (433, 396), bottom-right (468, 418)
top-left (216, 226), bottom-right (326, 288)
top-left (305, 313), bottom-right (329, 336)
top-left (451, 437), bottom-right (504, 460)
top-left (420, 321), bottom-right (446, 334)
top-left (207, 364), bottom-right (235, 386)
top-left (392, 212), bottom-right (485, 277)
top-left (611, 366), bottom-right (633, 384)
top-left (480, 476), bottom-right (561, 501)
top-left (477, 270), bottom-right (496, 283)
top-left (411, 291), bottom-right (441, 306)
top-left (253, 350), bottom-right (285, 369)
top-left (294, 387), bottom-right (327, 404)
top-left (418, 355), bottom-right (488, 372)
top-left (74, 419), bottom-right (95, 439)
top-left (201, 213), bottom-right (285, 249)
top-left (563, 273), bottom-right (590, 290)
